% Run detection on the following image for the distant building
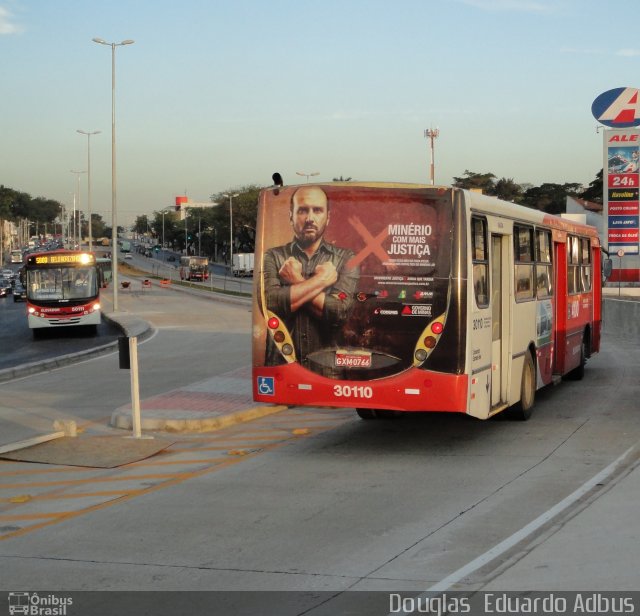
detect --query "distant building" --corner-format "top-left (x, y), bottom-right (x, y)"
top-left (173, 196), bottom-right (217, 221)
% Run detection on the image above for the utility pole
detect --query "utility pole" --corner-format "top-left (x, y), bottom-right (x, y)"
top-left (424, 128), bottom-right (440, 185)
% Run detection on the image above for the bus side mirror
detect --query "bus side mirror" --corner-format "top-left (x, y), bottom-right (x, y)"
top-left (603, 258), bottom-right (613, 280)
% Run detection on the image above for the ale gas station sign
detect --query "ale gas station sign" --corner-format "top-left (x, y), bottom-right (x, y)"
top-left (592, 87), bottom-right (640, 255)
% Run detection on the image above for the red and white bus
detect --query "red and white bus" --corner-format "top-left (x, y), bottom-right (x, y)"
top-left (24, 250), bottom-right (101, 336)
top-left (252, 183), bottom-right (603, 420)
top-left (179, 256), bottom-right (210, 281)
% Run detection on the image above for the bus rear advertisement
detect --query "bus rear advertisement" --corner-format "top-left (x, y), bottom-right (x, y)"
top-left (252, 183), bottom-right (602, 421)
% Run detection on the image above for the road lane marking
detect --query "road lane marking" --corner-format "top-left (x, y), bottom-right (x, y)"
top-left (0, 410), bottom-right (353, 541)
top-left (384, 443), bottom-right (639, 615)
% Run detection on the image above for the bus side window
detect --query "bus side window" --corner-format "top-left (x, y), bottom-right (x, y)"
top-left (514, 225), bottom-right (534, 302)
top-left (471, 217), bottom-right (489, 308)
top-left (535, 229), bottom-right (553, 298)
top-left (567, 235), bottom-right (580, 294)
top-left (580, 238), bottom-right (592, 292)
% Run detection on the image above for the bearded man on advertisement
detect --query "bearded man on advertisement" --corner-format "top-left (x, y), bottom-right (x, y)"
top-left (262, 186), bottom-right (359, 368)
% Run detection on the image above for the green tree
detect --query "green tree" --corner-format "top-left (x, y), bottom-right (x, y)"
top-left (151, 210), bottom-right (179, 249)
top-left (207, 185), bottom-right (262, 259)
top-left (132, 214), bottom-right (150, 236)
top-left (580, 169), bottom-right (603, 204)
top-left (521, 182), bottom-right (582, 214)
top-left (89, 213), bottom-right (108, 240)
top-left (452, 170), bottom-right (496, 193)
top-left (493, 177), bottom-right (523, 203)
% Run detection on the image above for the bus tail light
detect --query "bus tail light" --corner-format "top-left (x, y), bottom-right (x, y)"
top-left (423, 336), bottom-right (437, 349)
top-left (265, 311), bottom-right (297, 363)
top-left (413, 313), bottom-right (446, 367)
top-left (414, 349), bottom-right (427, 362)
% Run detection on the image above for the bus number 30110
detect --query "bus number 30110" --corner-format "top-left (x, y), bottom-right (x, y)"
top-left (333, 385), bottom-right (373, 399)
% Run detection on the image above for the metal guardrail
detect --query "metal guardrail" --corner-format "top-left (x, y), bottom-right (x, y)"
top-left (143, 260), bottom-right (252, 296)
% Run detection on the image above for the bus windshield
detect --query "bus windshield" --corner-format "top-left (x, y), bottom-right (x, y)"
top-left (256, 185), bottom-right (455, 380)
top-left (27, 267), bottom-right (98, 301)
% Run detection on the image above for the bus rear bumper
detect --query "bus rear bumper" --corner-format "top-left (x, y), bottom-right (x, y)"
top-left (253, 364), bottom-right (468, 413)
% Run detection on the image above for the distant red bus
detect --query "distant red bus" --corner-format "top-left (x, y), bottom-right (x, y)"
top-left (252, 183), bottom-right (602, 420)
top-left (180, 256), bottom-right (210, 281)
top-left (24, 250), bottom-right (101, 336)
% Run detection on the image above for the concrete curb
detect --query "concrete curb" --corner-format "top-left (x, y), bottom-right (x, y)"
top-left (0, 339), bottom-right (122, 384)
top-left (0, 313), bottom-right (153, 384)
top-left (110, 404), bottom-right (288, 433)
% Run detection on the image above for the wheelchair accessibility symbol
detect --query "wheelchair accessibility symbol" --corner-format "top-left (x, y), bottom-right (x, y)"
top-left (257, 376), bottom-right (275, 396)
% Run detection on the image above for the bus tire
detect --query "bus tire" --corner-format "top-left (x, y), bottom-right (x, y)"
top-left (565, 336), bottom-right (587, 381)
top-left (510, 351), bottom-right (535, 421)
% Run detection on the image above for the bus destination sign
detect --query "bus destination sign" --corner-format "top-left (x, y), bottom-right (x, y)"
top-left (30, 253), bottom-right (95, 266)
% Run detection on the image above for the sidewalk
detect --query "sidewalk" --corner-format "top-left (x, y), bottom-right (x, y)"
top-left (110, 364), bottom-right (285, 433)
top-left (104, 272), bottom-right (286, 433)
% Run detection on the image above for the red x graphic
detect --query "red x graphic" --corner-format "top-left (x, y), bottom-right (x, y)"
top-left (346, 215), bottom-right (394, 270)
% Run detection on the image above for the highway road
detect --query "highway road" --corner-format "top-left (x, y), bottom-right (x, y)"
top-left (0, 292), bottom-right (120, 372)
top-left (141, 250), bottom-right (253, 295)
top-left (0, 278), bottom-right (639, 614)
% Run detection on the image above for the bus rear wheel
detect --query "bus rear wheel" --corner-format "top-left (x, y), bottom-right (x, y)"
top-left (509, 352), bottom-right (535, 421)
top-left (565, 337), bottom-right (587, 381)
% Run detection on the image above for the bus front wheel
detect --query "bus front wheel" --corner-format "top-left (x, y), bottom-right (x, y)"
top-left (509, 352), bottom-right (535, 421)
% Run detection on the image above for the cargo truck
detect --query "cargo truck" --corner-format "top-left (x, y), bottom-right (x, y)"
top-left (232, 252), bottom-right (254, 277)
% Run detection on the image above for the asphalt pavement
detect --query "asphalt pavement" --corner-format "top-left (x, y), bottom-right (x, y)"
top-left (1, 270), bottom-right (640, 594)
top-left (0, 268), bottom-right (280, 455)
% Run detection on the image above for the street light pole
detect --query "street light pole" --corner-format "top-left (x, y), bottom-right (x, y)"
top-left (184, 208), bottom-right (188, 255)
top-left (162, 210), bottom-right (167, 257)
top-left (93, 37), bottom-right (134, 312)
top-left (223, 193), bottom-right (239, 273)
top-left (296, 171), bottom-right (320, 183)
top-left (77, 129), bottom-right (101, 253)
top-left (70, 170), bottom-right (86, 248)
top-left (424, 128), bottom-right (440, 185)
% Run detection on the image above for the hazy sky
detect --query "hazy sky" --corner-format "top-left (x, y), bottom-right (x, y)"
top-left (1, 0), bottom-right (637, 225)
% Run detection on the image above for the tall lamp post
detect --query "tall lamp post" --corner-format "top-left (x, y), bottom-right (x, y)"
top-left (92, 36), bottom-right (135, 311)
top-left (70, 170), bottom-right (86, 248)
top-left (77, 129), bottom-right (101, 253)
top-left (161, 207), bottom-right (173, 259)
top-left (424, 128), bottom-right (439, 185)
top-left (223, 193), bottom-right (239, 273)
top-left (296, 171), bottom-right (319, 183)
